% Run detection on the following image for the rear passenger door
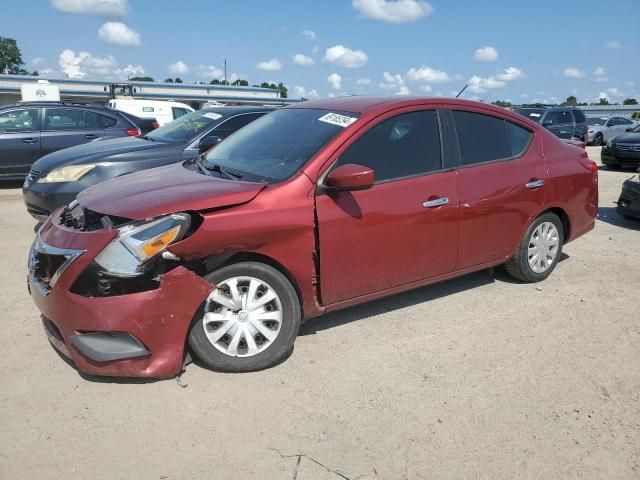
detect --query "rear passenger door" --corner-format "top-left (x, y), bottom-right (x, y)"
top-left (40, 108), bottom-right (105, 156)
top-left (450, 109), bottom-right (547, 270)
top-left (0, 108), bottom-right (41, 176)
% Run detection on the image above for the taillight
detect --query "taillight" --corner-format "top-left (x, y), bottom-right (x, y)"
top-left (151, 121), bottom-right (160, 130)
top-left (125, 128), bottom-right (140, 136)
top-left (578, 156), bottom-right (598, 173)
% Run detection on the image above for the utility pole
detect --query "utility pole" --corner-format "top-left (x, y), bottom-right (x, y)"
top-left (224, 58), bottom-right (227, 85)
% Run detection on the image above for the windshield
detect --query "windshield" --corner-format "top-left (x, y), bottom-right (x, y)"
top-left (631, 124), bottom-right (640, 133)
top-left (514, 108), bottom-right (546, 123)
top-left (588, 117), bottom-right (607, 126)
top-left (145, 110), bottom-right (222, 143)
top-left (201, 108), bottom-right (359, 182)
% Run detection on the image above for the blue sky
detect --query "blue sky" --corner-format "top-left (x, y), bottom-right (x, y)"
top-left (2, 0), bottom-right (638, 103)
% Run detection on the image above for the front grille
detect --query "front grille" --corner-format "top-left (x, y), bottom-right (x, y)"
top-left (24, 168), bottom-right (42, 188)
top-left (616, 144), bottom-right (640, 152)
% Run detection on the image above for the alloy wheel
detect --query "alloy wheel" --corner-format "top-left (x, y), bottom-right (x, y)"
top-left (202, 276), bottom-right (283, 357)
top-left (527, 221), bottom-right (560, 274)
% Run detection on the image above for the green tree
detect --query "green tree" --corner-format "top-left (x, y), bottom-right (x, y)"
top-left (0, 36), bottom-right (36, 75)
top-left (597, 97), bottom-right (610, 105)
top-left (129, 76), bottom-right (154, 82)
top-left (491, 100), bottom-right (512, 108)
top-left (174, 77), bottom-right (183, 83)
top-left (232, 79), bottom-right (249, 87)
top-left (562, 96), bottom-right (578, 106)
top-left (623, 98), bottom-right (638, 105)
top-left (258, 81), bottom-right (288, 98)
top-left (164, 78), bottom-right (174, 83)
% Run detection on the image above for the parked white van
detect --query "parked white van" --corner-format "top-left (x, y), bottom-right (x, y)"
top-left (106, 99), bottom-right (194, 126)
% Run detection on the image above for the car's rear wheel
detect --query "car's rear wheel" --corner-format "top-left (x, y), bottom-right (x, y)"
top-left (505, 213), bottom-right (563, 282)
top-left (593, 133), bottom-right (603, 146)
top-left (188, 261), bottom-right (301, 372)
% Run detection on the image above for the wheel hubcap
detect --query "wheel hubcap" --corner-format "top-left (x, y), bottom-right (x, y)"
top-left (202, 276), bottom-right (283, 357)
top-left (527, 222), bottom-right (560, 274)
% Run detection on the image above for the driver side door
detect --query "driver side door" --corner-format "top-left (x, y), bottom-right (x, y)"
top-left (315, 109), bottom-right (459, 305)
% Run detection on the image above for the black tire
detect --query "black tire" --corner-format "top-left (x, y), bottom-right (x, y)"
top-left (592, 133), bottom-right (603, 146)
top-left (505, 212), bottom-right (564, 283)
top-left (188, 261), bottom-right (301, 372)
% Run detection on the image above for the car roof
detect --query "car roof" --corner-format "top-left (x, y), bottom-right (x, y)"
top-left (199, 105), bottom-right (276, 116)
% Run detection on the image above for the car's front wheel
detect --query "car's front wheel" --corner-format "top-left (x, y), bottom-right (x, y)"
top-left (592, 133), bottom-right (603, 146)
top-left (505, 213), bottom-right (564, 282)
top-left (188, 261), bottom-right (301, 372)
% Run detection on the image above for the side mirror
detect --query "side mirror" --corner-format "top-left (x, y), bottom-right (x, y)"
top-left (199, 136), bottom-right (222, 153)
top-left (325, 163), bottom-right (374, 192)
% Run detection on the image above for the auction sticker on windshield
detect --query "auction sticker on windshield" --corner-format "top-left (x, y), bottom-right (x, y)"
top-left (203, 112), bottom-right (223, 120)
top-left (318, 112), bottom-right (358, 128)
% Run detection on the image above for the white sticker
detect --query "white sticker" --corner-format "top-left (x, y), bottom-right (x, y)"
top-left (318, 112), bottom-right (358, 128)
top-left (203, 112), bottom-right (223, 120)
top-left (529, 113), bottom-right (541, 118)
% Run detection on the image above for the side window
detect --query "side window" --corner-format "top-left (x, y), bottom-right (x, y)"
top-left (452, 110), bottom-right (510, 165)
top-left (0, 109), bottom-right (39, 133)
top-left (44, 109), bottom-right (85, 130)
top-left (100, 114), bottom-right (118, 128)
top-left (214, 113), bottom-right (265, 138)
top-left (620, 118), bottom-right (633, 125)
top-left (506, 121), bottom-right (533, 157)
top-left (84, 111), bottom-right (101, 129)
top-left (172, 107), bottom-right (190, 119)
top-left (546, 111), bottom-right (571, 124)
top-left (333, 110), bottom-right (442, 182)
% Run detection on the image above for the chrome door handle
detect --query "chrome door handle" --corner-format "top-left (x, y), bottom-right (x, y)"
top-left (423, 197), bottom-right (449, 208)
top-left (526, 179), bottom-right (545, 189)
top-left (22, 138), bottom-right (38, 144)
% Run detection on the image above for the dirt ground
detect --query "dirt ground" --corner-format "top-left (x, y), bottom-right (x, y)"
top-left (0, 147), bottom-right (638, 480)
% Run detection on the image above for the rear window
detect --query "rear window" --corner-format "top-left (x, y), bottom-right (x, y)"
top-left (453, 110), bottom-right (510, 165)
top-left (100, 114), bottom-right (117, 128)
top-left (514, 108), bottom-right (545, 123)
top-left (572, 109), bottom-right (586, 123)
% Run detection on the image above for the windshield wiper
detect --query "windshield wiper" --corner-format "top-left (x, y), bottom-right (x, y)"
top-left (196, 156), bottom-right (242, 181)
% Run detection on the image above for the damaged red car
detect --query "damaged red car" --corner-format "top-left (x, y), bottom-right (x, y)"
top-left (28, 97), bottom-right (598, 378)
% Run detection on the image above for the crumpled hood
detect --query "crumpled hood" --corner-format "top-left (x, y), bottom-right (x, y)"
top-left (32, 136), bottom-right (178, 172)
top-left (77, 162), bottom-right (266, 220)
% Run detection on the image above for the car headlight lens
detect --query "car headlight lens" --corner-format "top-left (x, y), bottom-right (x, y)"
top-left (94, 213), bottom-right (191, 277)
top-left (37, 164), bottom-right (96, 183)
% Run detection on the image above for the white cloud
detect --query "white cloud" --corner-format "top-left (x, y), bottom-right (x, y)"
top-left (256, 58), bottom-right (282, 71)
top-left (196, 64), bottom-right (224, 79)
top-left (467, 75), bottom-right (506, 93)
top-left (302, 30), bottom-right (316, 40)
top-left (31, 57), bottom-right (44, 66)
top-left (356, 77), bottom-right (372, 86)
top-left (98, 21), bottom-right (141, 47)
top-left (293, 85), bottom-right (319, 99)
top-left (324, 45), bottom-right (368, 68)
top-left (419, 85), bottom-right (432, 92)
top-left (564, 67), bottom-right (585, 79)
top-left (405, 65), bottom-right (449, 84)
top-left (605, 40), bottom-right (622, 49)
top-left (380, 71), bottom-right (409, 95)
top-left (352, 0), bottom-right (433, 24)
top-left (50, 0), bottom-right (128, 17)
top-left (292, 54), bottom-right (315, 67)
top-left (593, 66), bottom-right (608, 82)
top-left (168, 60), bottom-right (189, 75)
top-left (607, 87), bottom-right (622, 97)
top-left (495, 66), bottom-right (524, 81)
top-left (328, 72), bottom-right (342, 90)
top-left (599, 91), bottom-right (608, 100)
top-left (58, 49), bottom-right (142, 79)
top-left (474, 46), bottom-right (498, 63)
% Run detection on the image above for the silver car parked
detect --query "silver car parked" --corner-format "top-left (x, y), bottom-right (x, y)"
top-left (587, 116), bottom-right (637, 145)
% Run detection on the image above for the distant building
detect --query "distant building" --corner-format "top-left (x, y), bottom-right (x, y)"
top-left (0, 74), bottom-right (299, 108)
top-left (576, 104), bottom-right (639, 119)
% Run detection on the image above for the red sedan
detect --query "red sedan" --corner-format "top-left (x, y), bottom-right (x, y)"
top-left (28, 97), bottom-right (598, 377)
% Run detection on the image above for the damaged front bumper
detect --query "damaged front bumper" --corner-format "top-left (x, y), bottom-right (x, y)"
top-left (617, 177), bottom-right (640, 220)
top-left (28, 213), bottom-right (213, 379)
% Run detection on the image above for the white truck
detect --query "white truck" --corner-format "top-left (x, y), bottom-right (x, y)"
top-left (106, 99), bottom-right (194, 126)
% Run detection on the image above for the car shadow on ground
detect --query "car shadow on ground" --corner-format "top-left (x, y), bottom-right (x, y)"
top-left (300, 256), bottom-right (568, 336)
top-left (597, 206), bottom-right (640, 230)
top-left (0, 180), bottom-right (23, 189)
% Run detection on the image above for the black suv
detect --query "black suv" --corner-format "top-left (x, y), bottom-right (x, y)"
top-left (0, 102), bottom-right (141, 181)
top-left (513, 105), bottom-right (588, 142)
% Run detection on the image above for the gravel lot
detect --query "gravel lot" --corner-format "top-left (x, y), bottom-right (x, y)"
top-left (0, 147), bottom-right (638, 480)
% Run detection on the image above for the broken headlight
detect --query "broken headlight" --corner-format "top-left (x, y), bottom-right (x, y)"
top-left (94, 213), bottom-right (190, 277)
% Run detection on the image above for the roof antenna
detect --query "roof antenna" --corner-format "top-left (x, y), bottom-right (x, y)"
top-left (455, 84), bottom-right (468, 98)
